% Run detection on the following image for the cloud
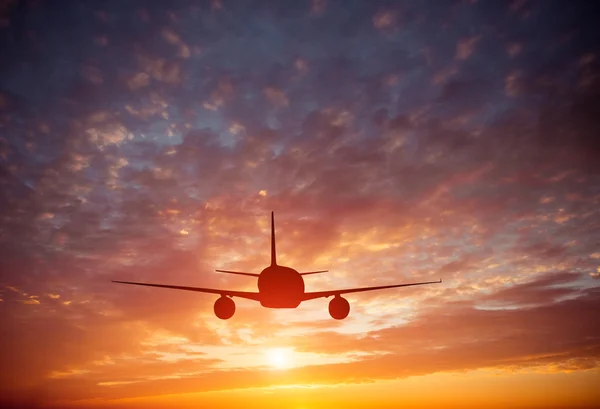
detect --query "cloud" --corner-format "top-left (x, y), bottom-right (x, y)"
top-left (291, 274), bottom-right (600, 372)
top-left (455, 36), bottom-right (481, 60)
top-left (0, 0), bottom-right (599, 406)
top-left (13, 273), bottom-right (596, 403)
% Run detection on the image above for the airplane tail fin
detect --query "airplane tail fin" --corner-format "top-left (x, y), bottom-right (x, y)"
top-left (270, 211), bottom-right (277, 266)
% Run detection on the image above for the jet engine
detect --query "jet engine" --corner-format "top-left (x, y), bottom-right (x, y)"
top-left (214, 296), bottom-right (235, 320)
top-left (328, 295), bottom-right (350, 320)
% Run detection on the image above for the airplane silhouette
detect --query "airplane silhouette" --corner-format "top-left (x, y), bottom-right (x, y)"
top-left (113, 212), bottom-right (442, 320)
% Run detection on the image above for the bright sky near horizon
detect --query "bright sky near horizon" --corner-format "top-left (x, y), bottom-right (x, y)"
top-left (1, 0), bottom-right (599, 408)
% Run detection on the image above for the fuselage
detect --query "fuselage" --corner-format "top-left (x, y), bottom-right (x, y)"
top-left (257, 264), bottom-right (304, 308)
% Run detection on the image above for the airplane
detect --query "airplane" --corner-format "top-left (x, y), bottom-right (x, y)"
top-left (112, 212), bottom-right (442, 320)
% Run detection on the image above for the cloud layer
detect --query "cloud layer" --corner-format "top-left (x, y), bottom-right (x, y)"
top-left (0, 0), bottom-right (599, 407)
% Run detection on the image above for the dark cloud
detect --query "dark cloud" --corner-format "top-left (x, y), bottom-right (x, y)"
top-left (482, 271), bottom-right (583, 306)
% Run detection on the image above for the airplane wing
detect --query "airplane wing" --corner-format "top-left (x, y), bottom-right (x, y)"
top-left (301, 279), bottom-right (442, 301)
top-left (112, 280), bottom-right (261, 301)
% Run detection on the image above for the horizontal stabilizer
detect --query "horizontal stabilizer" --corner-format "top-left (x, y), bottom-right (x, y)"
top-left (300, 270), bottom-right (328, 276)
top-left (215, 270), bottom-right (260, 278)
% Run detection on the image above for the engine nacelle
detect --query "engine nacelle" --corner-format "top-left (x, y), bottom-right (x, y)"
top-left (328, 295), bottom-right (350, 320)
top-left (214, 296), bottom-right (235, 320)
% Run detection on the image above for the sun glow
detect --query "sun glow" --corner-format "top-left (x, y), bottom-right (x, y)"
top-left (266, 348), bottom-right (291, 369)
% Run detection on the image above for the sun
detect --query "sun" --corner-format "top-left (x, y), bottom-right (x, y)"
top-left (266, 348), bottom-right (291, 369)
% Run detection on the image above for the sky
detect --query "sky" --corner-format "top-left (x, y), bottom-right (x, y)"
top-left (0, 0), bottom-right (599, 408)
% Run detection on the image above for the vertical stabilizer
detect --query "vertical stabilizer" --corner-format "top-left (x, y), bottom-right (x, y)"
top-left (270, 211), bottom-right (277, 266)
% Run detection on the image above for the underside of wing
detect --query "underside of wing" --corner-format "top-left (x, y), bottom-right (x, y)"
top-left (301, 279), bottom-right (442, 301)
top-left (112, 280), bottom-right (262, 301)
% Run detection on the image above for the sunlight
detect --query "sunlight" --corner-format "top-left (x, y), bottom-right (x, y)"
top-left (266, 348), bottom-right (292, 369)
